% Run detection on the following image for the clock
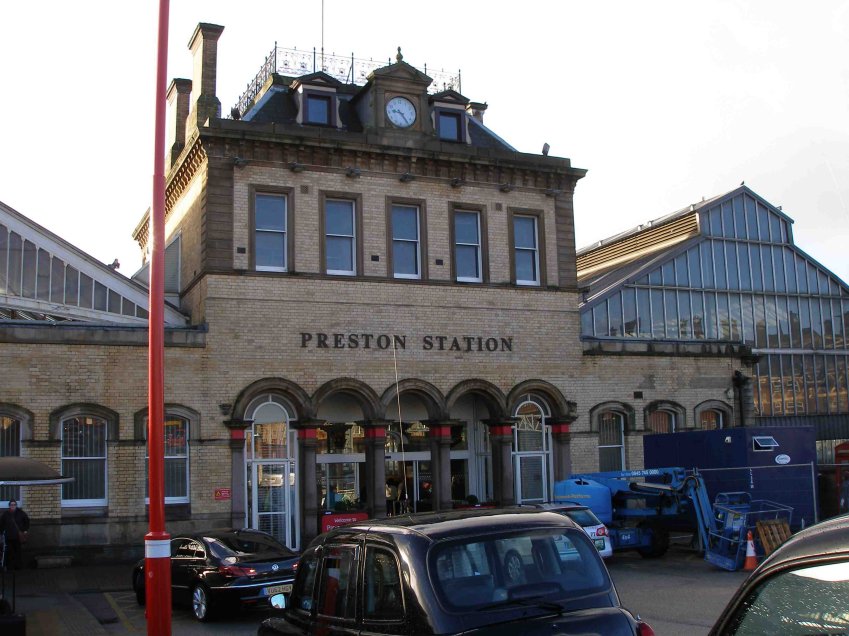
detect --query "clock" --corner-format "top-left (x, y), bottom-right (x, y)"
top-left (386, 96), bottom-right (416, 128)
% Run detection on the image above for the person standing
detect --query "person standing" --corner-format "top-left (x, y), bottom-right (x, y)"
top-left (0, 499), bottom-right (30, 570)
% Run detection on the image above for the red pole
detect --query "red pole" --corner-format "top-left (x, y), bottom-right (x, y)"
top-left (146, 0), bottom-right (171, 634)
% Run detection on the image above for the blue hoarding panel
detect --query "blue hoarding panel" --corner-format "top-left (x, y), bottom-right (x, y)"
top-left (644, 426), bottom-right (817, 529)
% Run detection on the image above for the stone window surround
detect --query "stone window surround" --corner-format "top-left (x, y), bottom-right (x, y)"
top-left (49, 403), bottom-right (119, 509)
top-left (644, 400), bottom-right (686, 433)
top-left (385, 196), bottom-right (428, 281)
top-left (695, 400), bottom-right (732, 429)
top-left (134, 405), bottom-right (200, 503)
top-left (433, 107), bottom-right (466, 143)
top-left (450, 204), bottom-right (489, 284)
top-left (508, 208), bottom-right (547, 287)
top-left (250, 185), bottom-right (295, 272)
top-left (300, 87), bottom-right (338, 128)
top-left (319, 190), bottom-right (364, 276)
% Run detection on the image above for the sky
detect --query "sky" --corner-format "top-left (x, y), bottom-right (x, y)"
top-left (1, 1), bottom-right (848, 283)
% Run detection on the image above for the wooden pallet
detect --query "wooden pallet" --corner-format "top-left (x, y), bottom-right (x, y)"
top-left (756, 519), bottom-right (792, 555)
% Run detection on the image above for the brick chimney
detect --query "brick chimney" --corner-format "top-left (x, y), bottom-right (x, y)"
top-left (166, 78), bottom-right (192, 167)
top-left (187, 23), bottom-right (225, 131)
top-left (467, 101), bottom-right (488, 124)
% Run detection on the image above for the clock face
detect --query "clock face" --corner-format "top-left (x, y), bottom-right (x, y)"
top-left (386, 96), bottom-right (416, 128)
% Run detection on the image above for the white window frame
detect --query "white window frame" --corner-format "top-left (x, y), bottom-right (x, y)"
top-left (513, 214), bottom-right (540, 286)
top-left (391, 204), bottom-right (421, 279)
top-left (455, 210), bottom-right (482, 283)
top-left (0, 414), bottom-right (22, 505)
top-left (145, 414), bottom-right (190, 504)
top-left (255, 193), bottom-right (288, 272)
top-left (325, 198), bottom-right (357, 276)
top-left (61, 416), bottom-right (108, 507)
top-left (598, 411), bottom-right (626, 471)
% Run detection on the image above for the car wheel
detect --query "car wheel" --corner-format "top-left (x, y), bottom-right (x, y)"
top-left (192, 583), bottom-right (213, 622)
top-left (637, 522), bottom-right (670, 558)
top-left (504, 550), bottom-right (525, 584)
top-left (133, 573), bottom-right (145, 606)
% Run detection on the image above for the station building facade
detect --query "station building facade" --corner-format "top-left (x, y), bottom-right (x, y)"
top-left (0, 23), bottom-right (746, 558)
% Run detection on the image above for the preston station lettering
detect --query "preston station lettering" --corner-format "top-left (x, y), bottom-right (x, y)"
top-left (300, 333), bottom-right (513, 352)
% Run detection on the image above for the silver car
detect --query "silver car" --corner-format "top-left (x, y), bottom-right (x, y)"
top-left (516, 503), bottom-right (614, 558)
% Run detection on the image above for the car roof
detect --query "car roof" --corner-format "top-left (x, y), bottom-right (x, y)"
top-left (518, 502), bottom-right (591, 512)
top-left (324, 509), bottom-right (581, 542)
top-left (180, 528), bottom-right (271, 540)
top-left (758, 514), bottom-right (849, 571)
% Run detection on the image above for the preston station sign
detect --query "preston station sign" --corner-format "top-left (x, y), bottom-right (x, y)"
top-left (300, 332), bottom-right (514, 352)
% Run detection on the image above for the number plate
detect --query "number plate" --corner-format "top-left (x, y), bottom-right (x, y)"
top-left (265, 584), bottom-right (292, 596)
top-left (594, 539), bottom-right (605, 550)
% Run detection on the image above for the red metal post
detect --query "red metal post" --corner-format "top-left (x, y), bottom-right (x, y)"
top-left (146, 0), bottom-right (171, 634)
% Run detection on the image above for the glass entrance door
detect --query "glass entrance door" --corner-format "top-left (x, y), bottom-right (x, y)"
top-left (515, 454), bottom-right (546, 502)
top-left (252, 461), bottom-right (298, 549)
top-left (385, 453), bottom-right (432, 513)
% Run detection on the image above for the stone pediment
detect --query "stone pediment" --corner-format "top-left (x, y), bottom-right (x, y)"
top-left (429, 89), bottom-right (469, 106)
top-left (291, 71), bottom-right (344, 90)
top-left (368, 59), bottom-right (433, 89)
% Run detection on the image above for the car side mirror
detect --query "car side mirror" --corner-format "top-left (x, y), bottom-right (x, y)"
top-left (270, 593), bottom-right (288, 610)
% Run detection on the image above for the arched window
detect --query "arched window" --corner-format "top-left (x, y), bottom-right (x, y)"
top-left (695, 401), bottom-right (732, 430)
top-left (645, 402), bottom-right (685, 434)
top-left (513, 398), bottom-right (549, 453)
top-left (598, 411), bottom-right (625, 471)
top-left (0, 414), bottom-right (22, 504)
top-left (699, 410), bottom-right (724, 430)
top-left (61, 415), bottom-right (108, 506)
top-left (246, 394), bottom-right (296, 461)
top-left (646, 410), bottom-right (675, 434)
top-left (144, 415), bottom-right (190, 503)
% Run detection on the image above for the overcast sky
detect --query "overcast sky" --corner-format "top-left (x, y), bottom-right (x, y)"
top-left (2, 1), bottom-right (847, 284)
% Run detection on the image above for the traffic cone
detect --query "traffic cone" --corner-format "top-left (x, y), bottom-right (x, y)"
top-left (743, 530), bottom-right (758, 571)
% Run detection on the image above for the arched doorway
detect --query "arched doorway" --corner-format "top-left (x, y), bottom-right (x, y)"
top-left (513, 396), bottom-right (552, 504)
top-left (245, 394), bottom-right (299, 550)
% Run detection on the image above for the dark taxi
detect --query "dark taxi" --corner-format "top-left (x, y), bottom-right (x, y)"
top-left (258, 509), bottom-right (653, 635)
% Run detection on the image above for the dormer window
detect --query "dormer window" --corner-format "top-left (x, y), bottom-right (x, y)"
top-left (438, 111), bottom-right (462, 141)
top-left (306, 93), bottom-right (332, 125)
top-left (294, 74), bottom-right (341, 127)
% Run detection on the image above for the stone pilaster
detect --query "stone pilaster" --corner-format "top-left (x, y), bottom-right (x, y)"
top-left (426, 420), bottom-right (455, 511)
top-left (363, 420), bottom-right (388, 518)
top-left (296, 420), bottom-right (321, 546)
top-left (485, 418), bottom-right (517, 506)
top-left (223, 418), bottom-right (251, 529)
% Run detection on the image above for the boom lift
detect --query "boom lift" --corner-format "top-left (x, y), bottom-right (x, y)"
top-left (556, 467), bottom-right (793, 570)
top-left (555, 467), bottom-right (717, 558)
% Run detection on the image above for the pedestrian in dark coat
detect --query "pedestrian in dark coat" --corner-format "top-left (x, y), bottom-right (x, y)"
top-left (0, 499), bottom-right (30, 570)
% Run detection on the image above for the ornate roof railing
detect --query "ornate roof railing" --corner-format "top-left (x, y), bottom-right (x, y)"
top-left (232, 45), bottom-right (461, 118)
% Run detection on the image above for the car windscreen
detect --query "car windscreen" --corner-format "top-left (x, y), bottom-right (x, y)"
top-left (560, 508), bottom-right (602, 527)
top-left (725, 560), bottom-right (849, 635)
top-left (429, 527), bottom-right (611, 611)
top-left (205, 532), bottom-right (295, 560)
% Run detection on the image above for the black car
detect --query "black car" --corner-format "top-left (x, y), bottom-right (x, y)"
top-left (132, 527), bottom-right (299, 621)
top-left (258, 509), bottom-right (653, 635)
top-left (710, 514), bottom-right (849, 635)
